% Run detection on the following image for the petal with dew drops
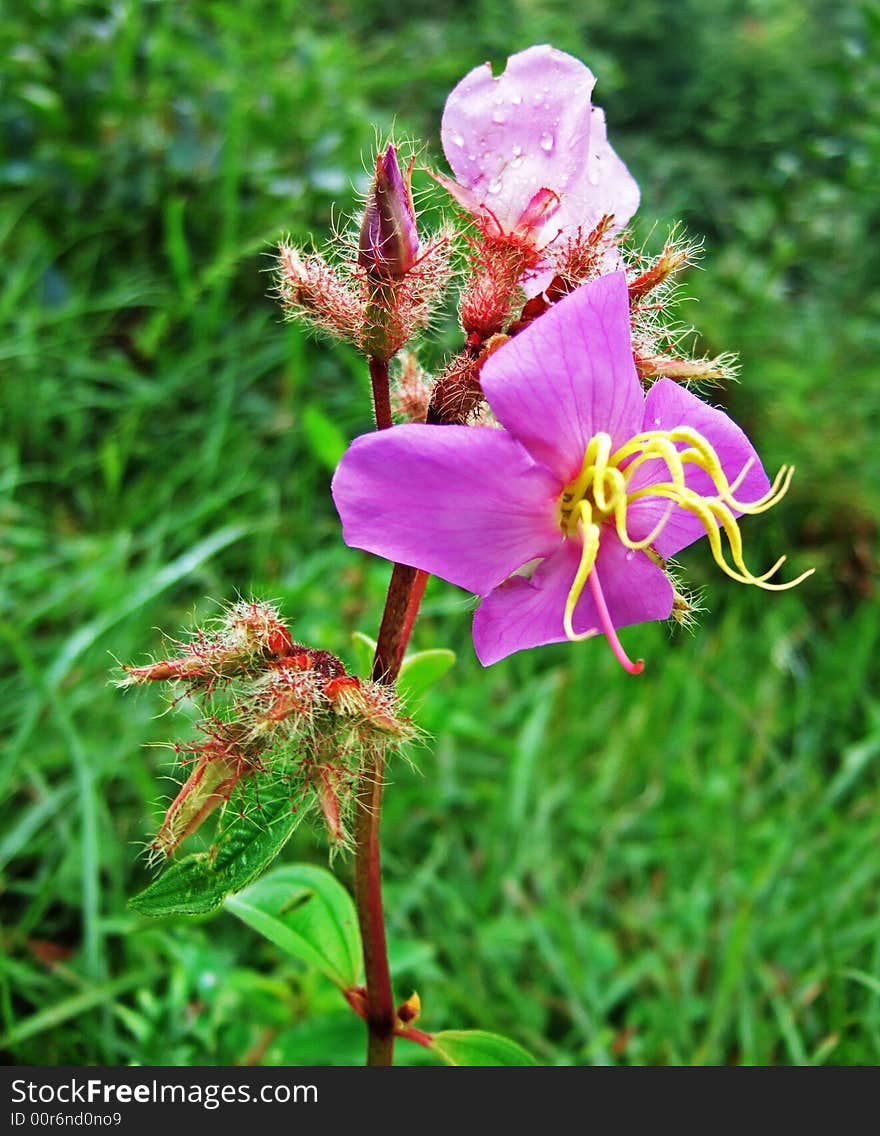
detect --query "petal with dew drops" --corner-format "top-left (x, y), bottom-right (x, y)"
top-left (481, 272), bottom-right (645, 483)
top-left (332, 424), bottom-right (561, 597)
top-left (626, 378), bottom-right (772, 558)
top-left (441, 45), bottom-right (595, 236)
top-left (473, 530), bottom-right (673, 666)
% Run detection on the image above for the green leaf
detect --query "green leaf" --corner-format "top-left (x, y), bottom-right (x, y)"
top-left (351, 630), bottom-right (377, 678)
top-left (429, 1030), bottom-right (538, 1067)
top-left (225, 864), bottom-right (361, 989)
top-left (397, 648), bottom-right (456, 706)
top-left (302, 403), bottom-right (348, 471)
top-left (129, 782), bottom-right (304, 916)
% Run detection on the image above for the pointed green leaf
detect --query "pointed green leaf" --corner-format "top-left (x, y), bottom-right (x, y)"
top-left (225, 864), bottom-right (361, 989)
top-left (351, 631), bottom-right (377, 678)
top-left (429, 1030), bottom-right (538, 1067)
top-left (129, 781), bottom-right (304, 916)
top-left (397, 648), bottom-right (456, 706)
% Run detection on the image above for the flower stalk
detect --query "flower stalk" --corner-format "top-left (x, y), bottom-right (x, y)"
top-left (353, 350), bottom-right (430, 1064)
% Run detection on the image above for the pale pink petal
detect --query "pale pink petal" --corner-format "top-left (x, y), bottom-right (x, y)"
top-left (331, 424), bottom-right (561, 596)
top-left (518, 104), bottom-right (641, 298)
top-left (626, 378), bottom-right (772, 558)
top-left (580, 106), bottom-right (640, 236)
top-left (480, 272), bottom-right (644, 481)
top-left (441, 45), bottom-right (595, 235)
top-left (473, 530), bottom-right (673, 665)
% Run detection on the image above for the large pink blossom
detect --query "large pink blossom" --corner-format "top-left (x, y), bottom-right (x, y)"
top-left (437, 45), bottom-right (640, 283)
top-left (332, 273), bottom-right (804, 671)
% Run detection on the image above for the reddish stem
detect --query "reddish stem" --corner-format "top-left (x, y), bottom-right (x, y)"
top-left (353, 752), bottom-right (395, 1065)
top-left (369, 356), bottom-right (393, 431)
top-left (372, 565), bottom-right (429, 683)
top-left (353, 356), bottom-right (430, 1066)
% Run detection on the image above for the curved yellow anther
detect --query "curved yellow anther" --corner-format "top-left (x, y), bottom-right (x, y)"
top-left (563, 502), bottom-right (600, 641)
top-left (558, 425), bottom-right (811, 606)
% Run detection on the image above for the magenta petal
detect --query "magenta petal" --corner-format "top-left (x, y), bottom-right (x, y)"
top-left (626, 378), bottom-right (773, 558)
top-left (331, 424), bottom-right (561, 595)
top-left (480, 273), bottom-right (644, 481)
top-left (473, 530), bottom-right (673, 665)
top-left (442, 45), bottom-right (595, 236)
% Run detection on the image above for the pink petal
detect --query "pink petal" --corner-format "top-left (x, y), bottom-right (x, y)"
top-left (517, 106), bottom-right (641, 302)
top-left (441, 45), bottom-right (596, 236)
top-left (473, 529), bottom-right (673, 665)
top-left (626, 378), bottom-right (772, 558)
top-left (480, 272), bottom-right (644, 482)
top-left (331, 424), bottom-right (561, 596)
top-left (580, 106), bottom-right (641, 236)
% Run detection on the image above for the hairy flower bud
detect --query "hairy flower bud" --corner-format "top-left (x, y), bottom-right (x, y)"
top-left (358, 144), bottom-right (420, 280)
top-left (117, 601), bottom-right (295, 692)
top-left (119, 601), bottom-right (415, 860)
top-left (152, 726), bottom-right (256, 859)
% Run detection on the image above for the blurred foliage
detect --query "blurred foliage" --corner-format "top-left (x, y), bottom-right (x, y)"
top-left (1, 0), bottom-right (878, 1066)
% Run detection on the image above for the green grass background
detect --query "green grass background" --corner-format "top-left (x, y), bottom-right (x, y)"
top-left (2, 0), bottom-right (878, 1065)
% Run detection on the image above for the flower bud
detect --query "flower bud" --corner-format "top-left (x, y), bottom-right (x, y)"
top-left (358, 144), bottom-right (420, 280)
top-left (324, 675), bottom-right (414, 740)
top-left (313, 764), bottom-right (346, 847)
top-left (152, 729), bottom-right (254, 859)
top-left (396, 991), bottom-right (421, 1025)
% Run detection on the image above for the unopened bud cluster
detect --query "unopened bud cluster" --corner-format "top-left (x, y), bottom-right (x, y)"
top-left (277, 135), bottom-right (735, 433)
top-left (119, 601), bottom-right (414, 858)
top-left (277, 143), bottom-right (453, 362)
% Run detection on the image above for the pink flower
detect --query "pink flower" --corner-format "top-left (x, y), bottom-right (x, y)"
top-left (332, 273), bottom-right (808, 672)
top-left (436, 45), bottom-right (639, 289)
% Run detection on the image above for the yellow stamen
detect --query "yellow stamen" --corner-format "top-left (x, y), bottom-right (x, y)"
top-left (562, 501), bottom-right (600, 642)
top-left (557, 428), bottom-right (813, 654)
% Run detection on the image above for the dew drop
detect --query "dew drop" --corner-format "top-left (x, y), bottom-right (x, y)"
top-left (492, 109), bottom-right (507, 124)
top-left (487, 177), bottom-right (503, 194)
top-left (540, 132), bottom-right (554, 152)
top-left (653, 417), bottom-right (661, 426)
top-left (625, 550), bottom-right (635, 562)
top-left (450, 130), bottom-right (465, 147)
top-left (511, 94), bottom-right (522, 105)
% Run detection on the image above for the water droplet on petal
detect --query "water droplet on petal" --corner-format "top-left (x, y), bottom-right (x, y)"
top-left (450, 130), bottom-right (465, 147)
top-left (492, 109), bottom-right (506, 124)
top-left (653, 417), bottom-right (661, 426)
top-left (487, 177), bottom-right (503, 194)
top-left (625, 550), bottom-right (635, 562)
top-left (540, 132), bottom-right (554, 152)
top-left (511, 94), bottom-right (522, 105)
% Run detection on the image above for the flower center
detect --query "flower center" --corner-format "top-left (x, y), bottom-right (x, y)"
top-left (558, 432), bottom-right (626, 536)
top-left (556, 428), bottom-right (811, 671)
